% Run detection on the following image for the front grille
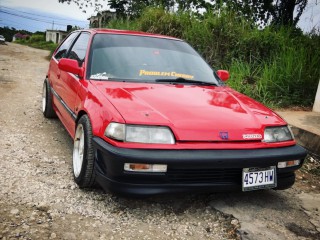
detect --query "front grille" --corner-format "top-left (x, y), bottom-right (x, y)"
top-left (167, 168), bottom-right (242, 183)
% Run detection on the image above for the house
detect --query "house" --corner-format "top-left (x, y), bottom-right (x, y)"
top-left (88, 10), bottom-right (116, 28)
top-left (12, 33), bottom-right (30, 41)
top-left (45, 30), bottom-right (68, 44)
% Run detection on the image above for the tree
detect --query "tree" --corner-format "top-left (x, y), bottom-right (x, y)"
top-left (206, 0), bottom-right (308, 27)
top-left (58, 0), bottom-right (309, 27)
top-left (272, 0), bottom-right (308, 26)
top-left (126, 0), bottom-right (151, 18)
top-left (58, 0), bottom-right (107, 13)
top-left (108, 0), bottom-right (128, 18)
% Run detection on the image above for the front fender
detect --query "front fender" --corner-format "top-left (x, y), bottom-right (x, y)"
top-left (75, 80), bottom-right (125, 138)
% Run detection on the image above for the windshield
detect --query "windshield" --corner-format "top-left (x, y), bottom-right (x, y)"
top-left (88, 34), bottom-right (220, 85)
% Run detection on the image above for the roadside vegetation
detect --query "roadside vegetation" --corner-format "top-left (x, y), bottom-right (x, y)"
top-left (0, 27), bottom-right (32, 42)
top-left (15, 34), bottom-right (58, 59)
top-left (108, 7), bottom-right (320, 108)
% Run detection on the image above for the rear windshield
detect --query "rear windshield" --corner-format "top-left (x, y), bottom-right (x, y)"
top-left (88, 34), bottom-right (220, 84)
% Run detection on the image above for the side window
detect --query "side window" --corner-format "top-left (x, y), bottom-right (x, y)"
top-left (68, 33), bottom-right (90, 66)
top-left (54, 32), bottom-right (79, 60)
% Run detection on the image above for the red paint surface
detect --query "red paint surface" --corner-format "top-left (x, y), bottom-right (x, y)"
top-left (48, 29), bottom-right (295, 150)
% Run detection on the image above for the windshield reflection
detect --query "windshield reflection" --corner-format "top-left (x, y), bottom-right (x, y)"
top-left (88, 34), bottom-right (220, 85)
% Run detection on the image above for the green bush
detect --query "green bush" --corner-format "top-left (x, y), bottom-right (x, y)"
top-left (30, 34), bottom-right (45, 42)
top-left (15, 34), bottom-right (58, 59)
top-left (16, 39), bottom-right (26, 44)
top-left (139, 7), bottom-right (186, 38)
top-left (108, 18), bottom-right (140, 30)
top-left (228, 27), bottom-right (320, 107)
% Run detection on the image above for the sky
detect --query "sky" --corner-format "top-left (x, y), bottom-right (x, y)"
top-left (297, 0), bottom-right (320, 32)
top-left (0, 0), bottom-right (320, 33)
top-left (0, 0), bottom-right (97, 32)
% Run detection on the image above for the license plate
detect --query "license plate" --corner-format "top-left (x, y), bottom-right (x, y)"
top-left (242, 166), bottom-right (277, 191)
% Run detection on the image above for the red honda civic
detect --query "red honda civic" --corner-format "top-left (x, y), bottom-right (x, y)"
top-left (43, 29), bottom-right (307, 196)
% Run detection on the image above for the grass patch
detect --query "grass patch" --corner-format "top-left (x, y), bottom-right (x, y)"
top-left (15, 34), bottom-right (58, 60)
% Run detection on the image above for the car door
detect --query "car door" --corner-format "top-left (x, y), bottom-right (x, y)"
top-left (49, 31), bottom-right (79, 121)
top-left (56, 32), bottom-right (91, 135)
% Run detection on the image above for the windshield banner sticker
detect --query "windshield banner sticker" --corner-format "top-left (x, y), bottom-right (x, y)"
top-left (139, 70), bottom-right (194, 79)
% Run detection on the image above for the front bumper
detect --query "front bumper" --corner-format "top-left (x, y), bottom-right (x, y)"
top-left (92, 137), bottom-right (307, 196)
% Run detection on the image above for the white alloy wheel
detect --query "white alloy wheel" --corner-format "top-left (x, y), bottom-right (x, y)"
top-left (72, 115), bottom-right (95, 188)
top-left (73, 124), bottom-right (85, 178)
top-left (42, 83), bottom-right (47, 113)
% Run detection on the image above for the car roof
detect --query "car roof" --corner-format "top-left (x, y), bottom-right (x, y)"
top-left (78, 28), bottom-right (181, 41)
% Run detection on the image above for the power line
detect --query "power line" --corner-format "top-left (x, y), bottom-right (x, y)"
top-left (1, 10), bottom-right (74, 27)
top-left (1, 18), bottom-right (36, 26)
top-left (1, 10), bottom-right (68, 26)
top-left (0, 21), bottom-right (40, 31)
top-left (1, 6), bottom-right (87, 23)
top-left (1, 18), bottom-right (51, 29)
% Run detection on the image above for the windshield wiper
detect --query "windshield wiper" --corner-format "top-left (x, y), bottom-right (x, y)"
top-left (155, 77), bottom-right (218, 86)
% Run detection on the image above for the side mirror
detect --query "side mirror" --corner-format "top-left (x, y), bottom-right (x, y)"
top-left (58, 58), bottom-right (84, 79)
top-left (216, 70), bottom-right (230, 82)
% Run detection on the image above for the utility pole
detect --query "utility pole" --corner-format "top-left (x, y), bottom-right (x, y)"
top-left (52, 21), bottom-right (54, 30)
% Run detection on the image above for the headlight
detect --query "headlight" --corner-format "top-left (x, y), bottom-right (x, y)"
top-left (263, 126), bottom-right (294, 143)
top-left (126, 125), bottom-right (175, 144)
top-left (105, 123), bottom-right (175, 144)
top-left (105, 122), bottom-right (125, 141)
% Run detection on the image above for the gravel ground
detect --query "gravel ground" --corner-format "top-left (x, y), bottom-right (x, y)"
top-left (0, 42), bottom-right (319, 240)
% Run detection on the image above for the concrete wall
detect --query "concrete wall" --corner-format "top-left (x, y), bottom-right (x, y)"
top-left (46, 31), bottom-right (67, 44)
top-left (313, 80), bottom-right (320, 112)
top-left (46, 32), bottom-right (56, 43)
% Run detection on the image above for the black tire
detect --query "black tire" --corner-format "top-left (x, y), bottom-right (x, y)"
top-left (42, 79), bottom-right (57, 118)
top-left (73, 115), bottom-right (96, 188)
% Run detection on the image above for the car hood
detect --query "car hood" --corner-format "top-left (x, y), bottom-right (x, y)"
top-left (92, 81), bottom-right (286, 141)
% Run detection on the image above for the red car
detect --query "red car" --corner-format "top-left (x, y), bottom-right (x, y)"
top-left (43, 29), bottom-right (306, 196)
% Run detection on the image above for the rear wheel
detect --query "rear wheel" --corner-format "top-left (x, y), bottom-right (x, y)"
top-left (73, 115), bottom-right (96, 188)
top-left (42, 79), bottom-right (56, 118)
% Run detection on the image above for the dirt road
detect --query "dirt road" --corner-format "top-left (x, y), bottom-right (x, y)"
top-left (0, 42), bottom-right (319, 240)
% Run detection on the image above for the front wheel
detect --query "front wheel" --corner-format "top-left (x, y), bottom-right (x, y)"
top-left (42, 79), bottom-right (56, 118)
top-left (73, 115), bottom-right (96, 188)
